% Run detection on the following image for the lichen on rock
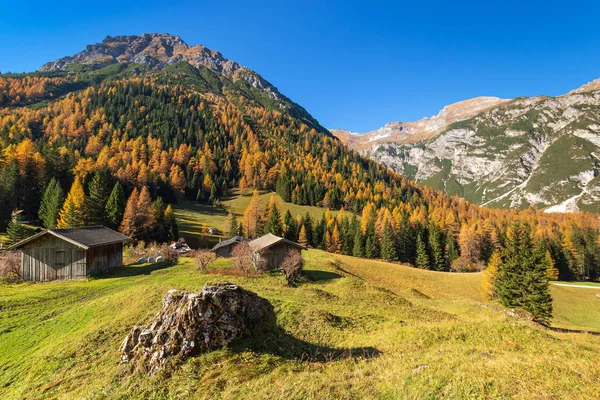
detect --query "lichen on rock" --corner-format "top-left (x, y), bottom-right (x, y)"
top-left (120, 282), bottom-right (276, 374)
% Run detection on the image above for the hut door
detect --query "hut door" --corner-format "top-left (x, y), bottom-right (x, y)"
top-left (73, 250), bottom-right (86, 278)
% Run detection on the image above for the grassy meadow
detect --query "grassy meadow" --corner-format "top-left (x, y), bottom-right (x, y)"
top-left (1, 249), bottom-right (600, 399)
top-left (174, 191), bottom-right (346, 247)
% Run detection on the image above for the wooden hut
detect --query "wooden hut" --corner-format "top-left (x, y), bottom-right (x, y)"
top-left (248, 233), bottom-right (307, 270)
top-left (9, 226), bottom-right (131, 282)
top-left (211, 236), bottom-right (250, 257)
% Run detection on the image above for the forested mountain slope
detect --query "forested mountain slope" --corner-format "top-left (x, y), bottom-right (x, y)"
top-left (1, 34), bottom-right (599, 281)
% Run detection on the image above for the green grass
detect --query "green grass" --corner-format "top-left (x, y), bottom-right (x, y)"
top-left (2, 251), bottom-right (600, 399)
top-left (174, 191), bottom-right (346, 246)
top-left (551, 282), bottom-right (600, 332)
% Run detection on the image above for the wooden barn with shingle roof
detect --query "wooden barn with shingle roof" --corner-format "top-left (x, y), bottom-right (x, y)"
top-left (248, 233), bottom-right (307, 270)
top-left (9, 226), bottom-right (131, 282)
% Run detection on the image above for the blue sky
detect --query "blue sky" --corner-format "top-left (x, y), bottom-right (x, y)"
top-left (2, 0), bottom-right (599, 132)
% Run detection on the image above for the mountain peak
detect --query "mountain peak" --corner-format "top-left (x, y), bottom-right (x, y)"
top-left (39, 33), bottom-right (232, 73)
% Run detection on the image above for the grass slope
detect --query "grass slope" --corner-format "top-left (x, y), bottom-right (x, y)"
top-left (1, 251), bottom-right (600, 399)
top-left (174, 191), bottom-right (345, 247)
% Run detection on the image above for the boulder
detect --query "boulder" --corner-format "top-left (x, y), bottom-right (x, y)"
top-left (120, 283), bottom-right (276, 374)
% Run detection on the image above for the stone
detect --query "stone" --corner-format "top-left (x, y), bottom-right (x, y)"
top-left (120, 283), bottom-right (276, 375)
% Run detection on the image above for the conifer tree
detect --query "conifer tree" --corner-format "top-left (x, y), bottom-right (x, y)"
top-left (481, 250), bottom-right (501, 301)
top-left (38, 178), bottom-right (64, 229)
top-left (137, 187), bottom-right (156, 239)
top-left (428, 224), bottom-right (445, 271)
top-left (331, 224), bottom-right (342, 254)
top-left (86, 169), bottom-right (112, 226)
top-left (57, 178), bottom-right (86, 228)
top-left (342, 217), bottom-right (355, 255)
top-left (264, 195), bottom-right (283, 236)
top-left (298, 224), bottom-right (308, 247)
top-left (495, 223), bottom-right (553, 325)
top-left (164, 204), bottom-right (179, 242)
top-left (381, 223), bottom-right (397, 261)
top-left (242, 189), bottom-right (262, 238)
top-left (397, 216), bottom-right (414, 263)
top-left (416, 233), bottom-right (430, 269)
top-left (365, 221), bottom-right (379, 259)
top-left (353, 227), bottom-right (365, 258)
top-left (119, 188), bottom-right (140, 238)
top-left (545, 250), bottom-right (559, 281)
top-left (7, 213), bottom-right (30, 244)
top-left (445, 234), bottom-right (460, 270)
top-left (302, 212), bottom-right (313, 246)
top-left (283, 210), bottom-right (297, 241)
top-left (105, 182), bottom-right (126, 230)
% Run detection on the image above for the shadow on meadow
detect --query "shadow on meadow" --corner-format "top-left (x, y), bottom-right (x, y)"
top-left (231, 327), bottom-right (381, 363)
top-left (91, 262), bottom-right (173, 279)
top-left (549, 326), bottom-right (600, 336)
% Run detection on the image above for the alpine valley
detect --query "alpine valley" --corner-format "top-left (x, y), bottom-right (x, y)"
top-left (331, 81), bottom-right (600, 213)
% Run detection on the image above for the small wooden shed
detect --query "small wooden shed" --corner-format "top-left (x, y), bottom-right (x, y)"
top-left (9, 226), bottom-right (131, 282)
top-left (211, 236), bottom-right (250, 257)
top-left (248, 233), bottom-right (307, 270)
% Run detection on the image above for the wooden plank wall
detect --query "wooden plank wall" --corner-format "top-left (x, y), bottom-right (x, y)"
top-left (21, 235), bottom-right (86, 282)
top-left (87, 243), bottom-right (123, 274)
top-left (261, 242), bottom-right (301, 270)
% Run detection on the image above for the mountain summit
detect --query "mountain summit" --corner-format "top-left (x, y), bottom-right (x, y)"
top-left (40, 33), bottom-right (283, 101)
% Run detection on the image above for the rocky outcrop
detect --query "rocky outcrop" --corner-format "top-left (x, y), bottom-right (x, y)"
top-left (334, 84), bottom-right (600, 213)
top-left (120, 283), bottom-right (276, 374)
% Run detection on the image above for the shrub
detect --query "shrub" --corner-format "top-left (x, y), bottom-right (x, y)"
top-left (0, 251), bottom-right (21, 283)
top-left (280, 250), bottom-right (303, 286)
top-left (231, 243), bottom-right (262, 276)
top-left (451, 256), bottom-right (485, 272)
top-left (195, 249), bottom-right (216, 272)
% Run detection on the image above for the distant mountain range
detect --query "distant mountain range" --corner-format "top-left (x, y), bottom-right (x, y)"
top-left (332, 81), bottom-right (600, 213)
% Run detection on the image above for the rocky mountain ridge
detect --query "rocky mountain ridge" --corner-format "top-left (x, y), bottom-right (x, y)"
top-left (39, 33), bottom-right (283, 103)
top-left (332, 82), bottom-right (600, 213)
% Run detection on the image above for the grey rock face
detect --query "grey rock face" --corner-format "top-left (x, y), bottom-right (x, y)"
top-left (120, 283), bottom-right (276, 374)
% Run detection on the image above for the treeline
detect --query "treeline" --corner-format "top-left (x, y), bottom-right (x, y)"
top-left (235, 191), bottom-right (600, 281)
top-left (6, 169), bottom-right (178, 245)
top-left (1, 72), bottom-right (600, 281)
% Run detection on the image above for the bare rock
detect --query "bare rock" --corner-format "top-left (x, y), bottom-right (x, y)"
top-left (120, 283), bottom-right (276, 374)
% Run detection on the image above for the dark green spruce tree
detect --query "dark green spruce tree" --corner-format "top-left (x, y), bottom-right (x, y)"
top-left (428, 224), bottom-right (446, 271)
top-left (416, 233), bottom-right (430, 269)
top-left (265, 203), bottom-right (283, 236)
top-left (7, 213), bottom-right (30, 245)
top-left (105, 182), bottom-right (126, 229)
top-left (494, 222), bottom-right (553, 325)
top-left (381, 223), bottom-right (398, 262)
top-left (365, 221), bottom-right (379, 259)
top-left (353, 227), bottom-right (365, 258)
top-left (86, 169), bottom-right (113, 226)
top-left (38, 178), bottom-right (64, 229)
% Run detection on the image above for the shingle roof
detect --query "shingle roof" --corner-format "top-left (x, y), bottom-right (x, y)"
top-left (211, 236), bottom-right (250, 251)
top-left (8, 226), bottom-right (131, 250)
top-left (248, 233), bottom-right (307, 252)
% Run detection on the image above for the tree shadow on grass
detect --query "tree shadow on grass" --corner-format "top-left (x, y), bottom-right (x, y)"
top-left (303, 270), bottom-right (343, 282)
top-left (231, 327), bottom-right (381, 363)
top-left (91, 262), bottom-right (172, 279)
top-left (549, 326), bottom-right (600, 336)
